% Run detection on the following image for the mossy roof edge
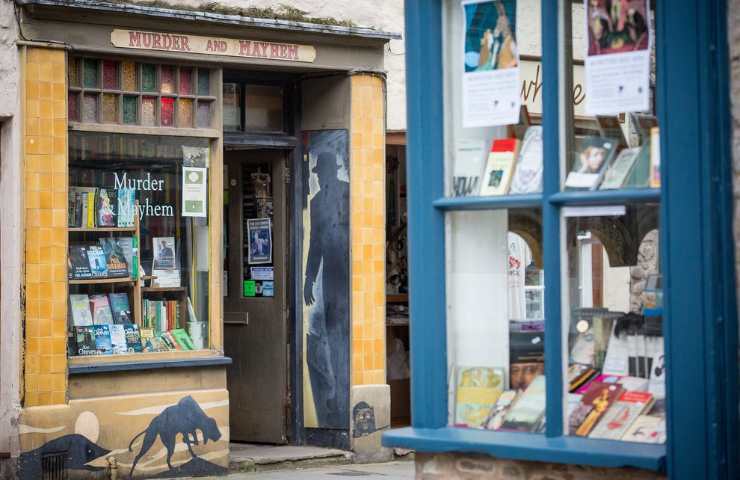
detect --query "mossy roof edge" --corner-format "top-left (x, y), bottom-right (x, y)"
top-left (16, 0), bottom-right (402, 41)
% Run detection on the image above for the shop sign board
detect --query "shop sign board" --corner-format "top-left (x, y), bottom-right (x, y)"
top-left (111, 29), bottom-right (317, 63)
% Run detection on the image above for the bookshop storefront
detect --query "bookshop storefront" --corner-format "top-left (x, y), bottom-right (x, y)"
top-left (384, 1), bottom-right (738, 480)
top-left (13, 1), bottom-right (392, 477)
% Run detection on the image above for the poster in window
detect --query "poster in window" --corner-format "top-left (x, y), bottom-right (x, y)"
top-left (584, 0), bottom-right (651, 115)
top-left (247, 218), bottom-right (272, 264)
top-left (182, 166), bottom-right (208, 217)
top-left (462, 0), bottom-right (521, 127)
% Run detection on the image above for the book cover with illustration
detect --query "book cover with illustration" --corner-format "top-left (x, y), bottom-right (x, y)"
top-left (89, 294), bottom-right (114, 325)
top-left (621, 414), bottom-right (666, 444)
top-left (599, 147), bottom-right (642, 190)
top-left (509, 126), bottom-right (544, 194)
top-left (123, 324), bottom-right (143, 353)
top-left (86, 245), bottom-right (109, 278)
top-left (68, 244), bottom-right (93, 279)
top-left (480, 138), bottom-right (520, 196)
top-left (73, 326), bottom-right (97, 356)
top-left (565, 137), bottom-right (618, 190)
top-left (69, 294), bottom-right (93, 326)
top-left (92, 324), bottom-right (113, 355)
top-left (109, 324), bottom-right (128, 354)
top-left (573, 381), bottom-right (624, 437)
top-left (117, 237), bottom-right (138, 278)
top-left (96, 188), bottom-right (117, 227)
top-left (171, 328), bottom-right (195, 351)
top-left (117, 187), bottom-right (136, 227)
top-left (108, 292), bottom-right (132, 324)
top-left (99, 238), bottom-right (129, 278)
top-left (590, 390), bottom-right (654, 440)
top-left (453, 366), bottom-right (505, 428)
top-left (499, 375), bottom-right (546, 432)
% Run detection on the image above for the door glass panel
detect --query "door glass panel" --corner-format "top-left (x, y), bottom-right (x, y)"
top-left (564, 204), bottom-right (665, 443)
top-left (242, 162), bottom-right (274, 298)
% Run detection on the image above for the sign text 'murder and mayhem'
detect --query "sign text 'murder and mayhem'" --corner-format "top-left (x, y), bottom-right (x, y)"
top-left (112, 29), bottom-right (316, 63)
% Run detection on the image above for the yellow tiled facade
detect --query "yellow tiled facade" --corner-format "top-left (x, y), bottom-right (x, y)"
top-left (23, 47), bottom-right (68, 407)
top-left (350, 74), bottom-right (386, 386)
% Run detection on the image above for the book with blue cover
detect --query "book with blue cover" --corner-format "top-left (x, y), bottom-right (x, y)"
top-left (92, 324), bottom-right (112, 355)
top-left (86, 245), bottom-right (109, 278)
top-left (117, 188), bottom-right (136, 228)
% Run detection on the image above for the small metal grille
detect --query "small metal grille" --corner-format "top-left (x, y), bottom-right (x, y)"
top-left (41, 452), bottom-right (68, 480)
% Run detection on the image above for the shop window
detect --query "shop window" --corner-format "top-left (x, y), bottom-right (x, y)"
top-left (68, 57), bottom-right (215, 128)
top-left (67, 132), bottom-right (212, 356)
top-left (221, 83), bottom-right (285, 134)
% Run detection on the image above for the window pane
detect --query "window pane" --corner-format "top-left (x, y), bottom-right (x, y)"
top-left (222, 83), bottom-right (242, 132)
top-left (68, 132), bottom-right (211, 355)
top-left (564, 204), bottom-right (665, 443)
top-left (445, 0), bottom-right (543, 198)
top-left (446, 209), bottom-right (545, 432)
top-left (244, 85), bottom-right (283, 132)
top-left (563, 1), bottom-right (658, 192)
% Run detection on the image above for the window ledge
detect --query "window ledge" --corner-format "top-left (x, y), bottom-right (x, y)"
top-left (69, 353), bottom-right (232, 374)
top-left (382, 427), bottom-right (666, 472)
top-left (433, 194), bottom-right (542, 211)
top-left (548, 188), bottom-right (660, 206)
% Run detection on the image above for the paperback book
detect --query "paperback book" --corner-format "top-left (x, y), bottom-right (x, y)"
top-left (89, 294), bottom-right (114, 325)
top-left (565, 137), bottom-right (618, 190)
top-left (599, 147), bottom-right (642, 190)
top-left (86, 245), bottom-right (109, 278)
top-left (73, 326), bottom-right (97, 356)
top-left (590, 391), bottom-right (654, 440)
top-left (92, 324), bottom-right (113, 355)
top-left (117, 188), bottom-right (136, 228)
top-left (99, 238), bottom-right (129, 278)
top-left (621, 414), bottom-right (666, 443)
top-left (480, 139), bottom-right (520, 196)
top-left (96, 188), bottom-right (117, 227)
top-left (453, 367), bottom-right (505, 428)
top-left (509, 126), bottom-right (544, 194)
top-left (499, 375), bottom-right (546, 432)
top-left (108, 293), bottom-right (132, 324)
top-left (109, 324), bottom-right (128, 354)
top-left (573, 381), bottom-right (624, 437)
top-left (69, 294), bottom-right (93, 326)
top-left (68, 244), bottom-right (93, 280)
top-left (124, 324), bottom-right (143, 353)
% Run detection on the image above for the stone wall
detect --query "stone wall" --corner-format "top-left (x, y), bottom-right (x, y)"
top-left (416, 453), bottom-right (664, 480)
top-left (0, 0), bottom-right (22, 458)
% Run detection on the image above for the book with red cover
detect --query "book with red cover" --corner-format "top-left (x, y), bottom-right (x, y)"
top-left (571, 381), bottom-right (624, 437)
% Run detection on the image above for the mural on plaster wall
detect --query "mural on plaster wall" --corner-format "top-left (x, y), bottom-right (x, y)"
top-left (301, 130), bottom-right (350, 429)
top-left (18, 392), bottom-right (229, 479)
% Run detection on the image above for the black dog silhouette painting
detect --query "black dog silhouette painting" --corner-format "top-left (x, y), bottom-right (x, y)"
top-left (128, 395), bottom-right (221, 477)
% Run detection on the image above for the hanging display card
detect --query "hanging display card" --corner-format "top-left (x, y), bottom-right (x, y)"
top-left (462, 0), bottom-right (521, 127)
top-left (584, 0), bottom-right (651, 115)
top-left (182, 166), bottom-right (208, 217)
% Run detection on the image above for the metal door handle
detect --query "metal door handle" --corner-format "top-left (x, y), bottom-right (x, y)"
top-left (224, 312), bottom-right (249, 325)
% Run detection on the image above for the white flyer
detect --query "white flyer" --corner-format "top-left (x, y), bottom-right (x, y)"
top-left (584, 0), bottom-right (651, 116)
top-left (462, 0), bottom-right (521, 127)
top-left (182, 166), bottom-right (208, 217)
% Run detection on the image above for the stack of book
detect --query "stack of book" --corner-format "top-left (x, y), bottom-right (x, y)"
top-left (142, 299), bottom-right (182, 334)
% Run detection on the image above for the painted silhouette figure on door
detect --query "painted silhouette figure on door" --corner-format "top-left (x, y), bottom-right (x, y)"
top-left (304, 149), bottom-right (350, 428)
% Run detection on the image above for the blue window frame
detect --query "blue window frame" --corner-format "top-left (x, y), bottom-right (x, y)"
top-left (383, 1), bottom-right (738, 478)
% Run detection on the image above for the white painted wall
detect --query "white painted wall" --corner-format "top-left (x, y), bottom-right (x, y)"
top-left (0, 0), bottom-right (22, 457)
